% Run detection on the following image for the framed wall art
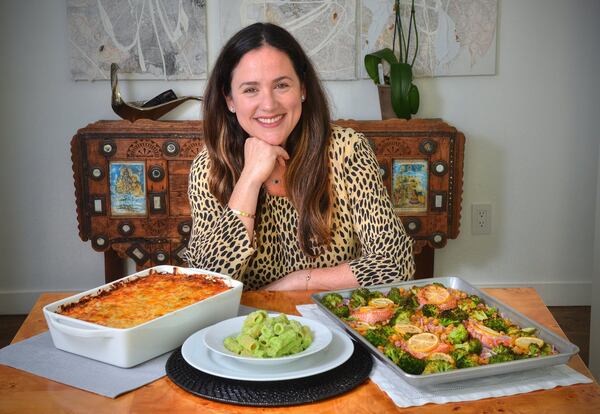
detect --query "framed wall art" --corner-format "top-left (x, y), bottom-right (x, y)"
top-left (109, 161), bottom-right (147, 217)
top-left (391, 159), bottom-right (428, 213)
top-left (68, 0), bottom-right (208, 80)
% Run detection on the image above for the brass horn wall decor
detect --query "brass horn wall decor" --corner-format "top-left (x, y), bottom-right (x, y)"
top-left (110, 63), bottom-right (202, 122)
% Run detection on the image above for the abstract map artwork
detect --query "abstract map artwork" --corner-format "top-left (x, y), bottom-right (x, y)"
top-left (68, 0), bottom-right (208, 80)
top-left (361, 0), bottom-right (497, 77)
top-left (68, 0), bottom-right (496, 80)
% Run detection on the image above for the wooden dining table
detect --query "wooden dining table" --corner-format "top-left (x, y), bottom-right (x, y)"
top-left (1, 287), bottom-right (599, 413)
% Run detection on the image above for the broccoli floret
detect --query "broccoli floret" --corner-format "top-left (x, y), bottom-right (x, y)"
top-left (364, 329), bottom-right (387, 347)
top-left (407, 295), bottom-right (420, 309)
top-left (387, 287), bottom-right (403, 305)
top-left (397, 353), bottom-right (426, 375)
top-left (456, 355), bottom-right (480, 369)
top-left (489, 344), bottom-right (523, 363)
top-left (458, 302), bottom-right (472, 312)
top-left (392, 308), bottom-right (413, 325)
top-left (484, 317), bottom-right (508, 333)
top-left (484, 306), bottom-right (498, 318)
top-left (354, 288), bottom-right (371, 300)
top-left (447, 324), bottom-right (469, 344)
top-left (422, 304), bottom-right (440, 317)
top-left (458, 294), bottom-right (484, 312)
top-left (467, 339), bottom-right (483, 355)
top-left (383, 343), bottom-right (404, 365)
top-left (521, 342), bottom-right (552, 358)
top-left (381, 325), bottom-right (395, 337)
top-left (506, 326), bottom-right (522, 337)
top-left (321, 293), bottom-right (344, 310)
top-left (422, 360), bottom-right (454, 374)
top-left (384, 345), bottom-right (427, 375)
top-left (369, 290), bottom-right (385, 299)
top-left (491, 344), bottom-right (512, 355)
top-left (488, 353), bottom-right (517, 364)
top-left (390, 292), bottom-right (419, 309)
top-left (458, 300), bottom-right (475, 312)
top-left (332, 305), bottom-right (350, 318)
top-left (363, 326), bottom-right (393, 347)
top-left (452, 344), bottom-right (467, 356)
top-left (438, 308), bottom-right (469, 326)
top-left (540, 343), bottom-right (553, 356)
top-left (450, 348), bottom-right (470, 362)
top-left (455, 338), bottom-right (483, 355)
top-left (452, 347), bottom-right (481, 369)
top-left (526, 343), bottom-right (541, 357)
top-left (396, 293), bottom-right (420, 310)
top-left (508, 326), bottom-right (537, 338)
top-left (470, 310), bottom-right (488, 321)
top-left (468, 295), bottom-right (482, 305)
top-left (349, 293), bottom-right (367, 309)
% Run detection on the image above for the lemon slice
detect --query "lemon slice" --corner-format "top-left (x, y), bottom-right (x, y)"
top-left (407, 333), bottom-right (439, 353)
top-left (473, 322), bottom-right (502, 337)
top-left (421, 285), bottom-right (450, 305)
top-left (515, 336), bottom-right (545, 349)
top-left (369, 297), bottom-right (395, 308)
top-left (394, 323), bottom-right (422, 335)
top-left (428, 352), bottom-right (455, 365)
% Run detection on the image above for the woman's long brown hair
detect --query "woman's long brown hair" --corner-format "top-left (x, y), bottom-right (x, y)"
top-left (202, 23), bottom-right (332, 256)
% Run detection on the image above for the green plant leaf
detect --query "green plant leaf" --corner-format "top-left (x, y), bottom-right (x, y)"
top-left (408, 84), bottom-right (420, 114)
top-left (364, 48), bottom-right (398, 84)
top-left (390, 62), bottom-right (413, 119)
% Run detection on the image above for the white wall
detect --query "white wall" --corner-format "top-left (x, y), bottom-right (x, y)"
top-left (1, 0), bottom-right (599, 315)
top-left (428, 0), bottom-right (600, 306)
top-left (590, 123), bottom-right (600, 381)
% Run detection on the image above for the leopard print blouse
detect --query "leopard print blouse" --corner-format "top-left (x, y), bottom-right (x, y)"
top-left (186, 125), bottom-right (415, 290)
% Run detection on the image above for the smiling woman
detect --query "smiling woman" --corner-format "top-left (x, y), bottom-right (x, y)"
top-left (225, 46), bottom-right (304, 148)
top-left (185, 23), bottom-right (415, 291)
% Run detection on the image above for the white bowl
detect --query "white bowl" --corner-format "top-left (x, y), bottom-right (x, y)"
top-left (202, 314), bottom-right (333, 366)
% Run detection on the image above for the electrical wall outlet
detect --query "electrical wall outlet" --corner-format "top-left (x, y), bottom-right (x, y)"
top-left (471, 203), bottom-right (491, 235)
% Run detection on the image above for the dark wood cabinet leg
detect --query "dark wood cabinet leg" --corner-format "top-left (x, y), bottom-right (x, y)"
top-left (414, 245), bottom-right (434, 279)
top-left (104, 249), bottom-right (126, 283)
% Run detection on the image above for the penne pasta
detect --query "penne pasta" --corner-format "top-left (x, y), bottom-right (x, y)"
top-left (222, 311), bottom-right (313, 358)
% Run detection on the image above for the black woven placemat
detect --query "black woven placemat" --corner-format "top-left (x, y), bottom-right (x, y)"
top-left (166, 339), bottom-right (372, 407)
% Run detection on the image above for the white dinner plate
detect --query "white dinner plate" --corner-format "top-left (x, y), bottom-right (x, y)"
top-left (182, 326), bottom-right (354, 381)
top-left (202, 314), bottom-right (333, 366)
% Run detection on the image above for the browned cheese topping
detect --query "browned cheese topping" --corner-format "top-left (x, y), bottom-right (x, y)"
top-left (57, 271), bottom-right (231, 328)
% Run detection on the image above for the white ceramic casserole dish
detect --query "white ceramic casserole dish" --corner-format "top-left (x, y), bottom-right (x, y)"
top-left (43, 265), bottom-right (243, 368)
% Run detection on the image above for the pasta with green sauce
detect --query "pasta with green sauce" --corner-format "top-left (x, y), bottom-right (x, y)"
top-left (223, 310), bottom-right (314, 358)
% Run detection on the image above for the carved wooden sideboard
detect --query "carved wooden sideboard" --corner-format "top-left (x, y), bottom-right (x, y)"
top-left (71, 119), bottom-right (464, 282)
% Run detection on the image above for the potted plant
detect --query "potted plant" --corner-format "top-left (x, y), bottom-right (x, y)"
top-left (364, 0), bottom-right (419, 119)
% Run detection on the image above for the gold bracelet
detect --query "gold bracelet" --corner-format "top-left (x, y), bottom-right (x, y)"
top-left (305, 269), bottom-right (312, 290)
top-left (230, 207), bottom-right (256, 219)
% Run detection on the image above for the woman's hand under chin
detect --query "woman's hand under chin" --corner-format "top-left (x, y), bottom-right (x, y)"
top-left (240, 137), bottom-right (289, 188)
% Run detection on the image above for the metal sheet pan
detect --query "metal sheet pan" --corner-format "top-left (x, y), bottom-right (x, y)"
top-left (311, 276), bottom-right (579, 387)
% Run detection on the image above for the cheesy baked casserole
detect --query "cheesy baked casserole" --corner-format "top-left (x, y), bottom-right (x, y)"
top-left (57, 270), bottom-right (231, 328)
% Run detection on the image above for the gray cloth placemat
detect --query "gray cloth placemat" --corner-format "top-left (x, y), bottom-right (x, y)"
top-left (0, 304), bottom-right (258, 398)
top-left (0, 331), bottom-right (170, 398)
